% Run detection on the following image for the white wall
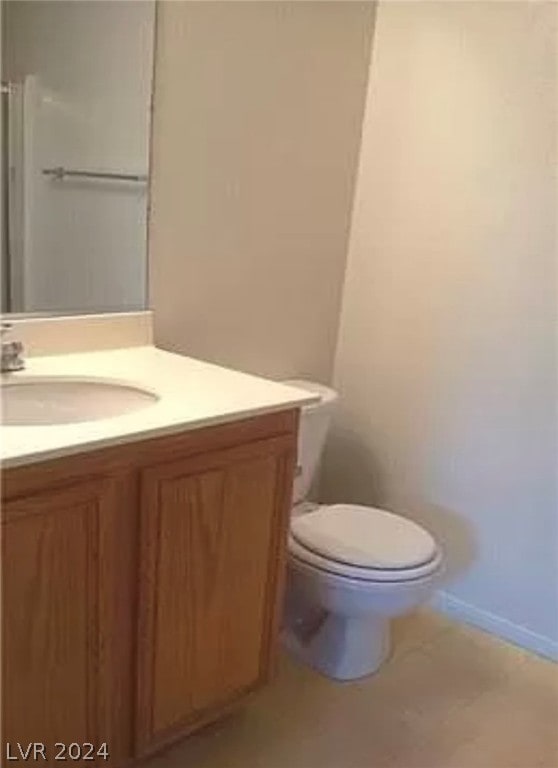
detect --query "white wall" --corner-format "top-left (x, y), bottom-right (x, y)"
top-left (150, 1), bottom-right (374, 381)
top-left (324, 1), bottom-right (558, 656)
top-left (2, 0), bottom-right (154, 313)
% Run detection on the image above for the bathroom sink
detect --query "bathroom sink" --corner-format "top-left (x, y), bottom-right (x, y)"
top-left (1, 377), bottom-right (159, 426)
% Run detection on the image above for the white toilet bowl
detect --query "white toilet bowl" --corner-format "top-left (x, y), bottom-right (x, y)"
top-left (282, 378), bottom-right (444, 681)
top-left (283, 503), bottom-right (443, 680)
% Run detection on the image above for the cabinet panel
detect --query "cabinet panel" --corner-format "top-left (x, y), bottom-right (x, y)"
top-left (1, 480), bottom-right (120, 763)
top-left (136, 436), bottom-right (295, 755)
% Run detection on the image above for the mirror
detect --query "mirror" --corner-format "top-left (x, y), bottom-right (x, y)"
top-left (1, 0), bottom-right (155, 316)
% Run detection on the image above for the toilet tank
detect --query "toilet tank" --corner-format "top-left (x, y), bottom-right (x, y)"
top-left (283, 380), bottom-right (338, 505)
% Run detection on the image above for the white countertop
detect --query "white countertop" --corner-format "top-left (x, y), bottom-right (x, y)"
top-left (0, 346), bottom-right (318, 468)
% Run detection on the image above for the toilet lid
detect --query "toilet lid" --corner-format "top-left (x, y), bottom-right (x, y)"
top-left (291, 504), bottom-right (437, 570)
top-left (288, 535), bottom-right (442, 582)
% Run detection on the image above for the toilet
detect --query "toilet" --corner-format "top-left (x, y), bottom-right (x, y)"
top-left (282, 379), bottom-right (443, 681)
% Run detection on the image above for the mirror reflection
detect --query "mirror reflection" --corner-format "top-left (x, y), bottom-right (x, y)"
top-left (1, 0), bottom-right (155, 315)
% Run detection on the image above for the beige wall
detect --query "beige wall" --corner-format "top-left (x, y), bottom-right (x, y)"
top-left (150, 1), bottom-right (373, 380)
top-left (325, 2), bottom-right (558, 655)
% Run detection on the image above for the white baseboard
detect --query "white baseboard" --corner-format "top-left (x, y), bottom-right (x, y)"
top-left (431, 590), bottom-right (558, 662)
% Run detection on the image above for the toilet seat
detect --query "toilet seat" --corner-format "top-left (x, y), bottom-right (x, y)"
top-left (289, 504), bottom-right (442, 583)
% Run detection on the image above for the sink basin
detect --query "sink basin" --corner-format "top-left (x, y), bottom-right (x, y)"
top-left (1, 377), bottom-right (159, 426)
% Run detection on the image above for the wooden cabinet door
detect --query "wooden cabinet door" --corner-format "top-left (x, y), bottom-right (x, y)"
top-left (136, 435), bottom-right (295, 756)
top-left (1, 478), bottom-right (131, 765)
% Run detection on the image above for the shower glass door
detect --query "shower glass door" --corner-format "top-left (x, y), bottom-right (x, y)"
top-left (1, 79), bottom-right (26, 313)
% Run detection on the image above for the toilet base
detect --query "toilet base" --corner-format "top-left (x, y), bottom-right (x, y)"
top-left (282, 611), bottom-right (390, 681)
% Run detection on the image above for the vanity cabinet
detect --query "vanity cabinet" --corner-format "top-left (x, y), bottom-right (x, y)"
top-left (2, 479), bottom-right (125, 761)
top-left (1, 411), bottom-right (297, 765)
top-left (136, 436), bottom-right (293, 754)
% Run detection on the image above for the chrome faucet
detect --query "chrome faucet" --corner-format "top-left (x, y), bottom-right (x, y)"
top-left (1, 322), bottom-right (25, 372)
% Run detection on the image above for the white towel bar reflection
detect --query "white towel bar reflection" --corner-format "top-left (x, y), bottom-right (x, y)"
top-left (42, 167), bottom-right (148, 183)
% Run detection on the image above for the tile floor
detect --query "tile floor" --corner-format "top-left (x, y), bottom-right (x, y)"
top-left (147, 611), bottom-right (558, 768)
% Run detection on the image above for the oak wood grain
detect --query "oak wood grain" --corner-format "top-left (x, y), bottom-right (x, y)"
top-left (2, 481), bottom-right (114, 762)
top-left (135, 434), bottom-right (296, 757)
top-left (1, 410), bottom-right (298, 766)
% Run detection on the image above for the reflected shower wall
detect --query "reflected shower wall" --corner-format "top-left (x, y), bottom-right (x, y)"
top-left (0, 0), bottom-right (154, 315)
top-left (1, 78), bottom-right (27, 313)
